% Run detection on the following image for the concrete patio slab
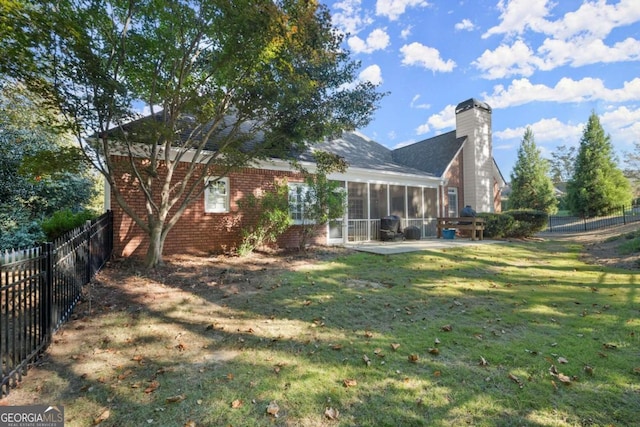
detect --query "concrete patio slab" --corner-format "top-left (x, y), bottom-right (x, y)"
top-left (346, 238), bottom-right (505, 255)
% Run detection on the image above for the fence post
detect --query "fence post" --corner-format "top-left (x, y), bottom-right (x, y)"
top-left (85, 220), bottom-right (92, 282)
top-left (40, 242), bottom-right (54, 345)
top-left (623, 205), bottom-right (627, 225)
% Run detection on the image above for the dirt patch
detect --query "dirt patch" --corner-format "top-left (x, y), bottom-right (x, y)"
top-left (539, 222), bottom-right (640, 270)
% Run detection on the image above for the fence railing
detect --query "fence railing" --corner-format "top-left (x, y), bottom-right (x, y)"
top-left (546, 204), bottom-right (640, 233)
top-left (1, 210), bottom-right (113, 396)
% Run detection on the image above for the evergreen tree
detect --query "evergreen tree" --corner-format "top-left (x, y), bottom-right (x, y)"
top-left (509, 127), bottom-right (558, 213)
top-left (567, 112), bottom-right (632, 216)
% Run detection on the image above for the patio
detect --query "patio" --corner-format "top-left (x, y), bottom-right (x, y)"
top-left (345, 236), bottom-right (504, 255)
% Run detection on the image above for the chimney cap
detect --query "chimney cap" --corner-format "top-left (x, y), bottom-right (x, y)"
top-left (455, 98), bottom-right (492, 114)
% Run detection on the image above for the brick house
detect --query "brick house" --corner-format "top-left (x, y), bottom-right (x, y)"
top-left (108, 98), bottom-right (505, 257)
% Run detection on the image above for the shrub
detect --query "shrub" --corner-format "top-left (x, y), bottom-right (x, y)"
top-left (0, 206), bottom-right (45, 250)
top-left (41, 209), bottom-right (97, 241)
top-left (478, 212), bottom-right (514, 239)
top-left (237, 182), bottom-right (292, 256)
top-left (506, 210), bottom-right (548, 238)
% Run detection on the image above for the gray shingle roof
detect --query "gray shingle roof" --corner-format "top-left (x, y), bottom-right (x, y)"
top-left (298, 132), bottom-right (437, 178)
top-left (391, 131), bottom-right (466, 177)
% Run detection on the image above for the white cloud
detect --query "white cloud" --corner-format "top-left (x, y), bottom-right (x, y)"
top-left (601, 105), bottom-right (640, 146)
top-left (400, 42), bottom-right (456, 72)
top-left (542, 0), bottom-right (640, 40)
top-left (473, 39), bottom-right (539, 79)
top-left (359, 64), bottom-right (384, 85)
top-left (348, 28), bottom-right (390, 54)
top-left (455, 18), bottom-right (476, 31)
top-left (332, 0), bottom-right (373, 34)
top-left (494, 117), bottom-right (583, 143)
top-left (484, 77), bottom-right (640, 109)
top-left (479, 0), bottom-right (640, 76)
top-left (538, 37), bottom-right (640, 69)
top-left (376, 0), bottom-right (429, 21)
top-left (410, 94), bottom-right (431, 109)
top-left (482, 0), bottom-right (552, 39)
top-left (400, 25), bottom-right (413, 39)
top-left (416, 104), bottom-right (456, 135)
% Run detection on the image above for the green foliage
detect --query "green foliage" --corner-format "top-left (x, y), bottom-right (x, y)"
top-left (0, 83), bottom-right (98, 250)
top-left (506, 209), bottom-right (549, 238)
top-left (509, 127), bottom-right (558, 214)
top-left (567, 112), bottom-right (633, 216)
top-left (40, 209), bottom-right (97, 241)
top-left (0, 205), bottom-right (45, 250)
top-left (296, 151), bottom-right (348, 250)
top-left (548, 144), bottom-right (576, 185)
top-left (237, 181), bottom-right (292, 256)
top-left (478, 210), bottom-right (547, 239)
top-left (478, 212), bottom-right (514, 239)
top-left (0, 0), bottom-right (384, 267)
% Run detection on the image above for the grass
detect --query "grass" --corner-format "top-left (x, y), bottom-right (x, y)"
top-left (6, 239), bottom-right (640, 426)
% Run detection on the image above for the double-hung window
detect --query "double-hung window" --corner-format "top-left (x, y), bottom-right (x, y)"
top-left (204, 177), bottom-right (230, 213)
top-left (288, 183), bottom-right (312, 224)
top-left (447, 187), bottom-right (458, 217)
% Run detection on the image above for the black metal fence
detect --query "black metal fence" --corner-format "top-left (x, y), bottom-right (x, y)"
top-left (1, 211), bottom-right (113, 396)
top-left (546, 203), bottom-right (640, 233)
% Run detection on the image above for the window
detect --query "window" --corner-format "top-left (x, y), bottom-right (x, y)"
top-left (288, 183), bottom-right (311, 224)
top-left (447, 187), bottom-right (458, 217)
top-left (204, 177), bottom-right (229, 213)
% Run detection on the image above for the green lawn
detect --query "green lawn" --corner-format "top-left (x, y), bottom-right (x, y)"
top-left (7, 238), bottom-right (639, 426)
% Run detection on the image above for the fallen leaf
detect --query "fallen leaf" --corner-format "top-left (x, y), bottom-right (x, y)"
top-left (434, 338), bottom-right (441, 345)
top-left (508, 373), bottom-right (523, 388)
top-left (144, 380), bottom-right (160, 394)
top-left (558, 357), bottom-right (569, 364)
top-left (408, 354), bottom-right (419, 363)
top-left (363, 355), bottom-right (371, 366)
top-left (165, 394), bottom-right (186, 403)
top-left (584, 365), bottom-right (594, 375)
top-left (603, 343), bottom-right (617, 350)
top-left (117, 370), bottom-right (133, 380)
top-left (479, 356), bottom-right (489, 366)
top-left (556, 373), bottom-right (572, 384)
top-left (324, 407), bottom-right (340, 420)
top-left (131, 355), bottom-right (144, 363)
top-left (433, 370), bottom-right (441, 377)
top-left (266, 401), bottom-right (279, 417)
top-left (330, 344), bottom-right (342, 350)
top-left (175, 343), bottom-right (186, 351)
top-left (343, 378), bottom-right (357, 387)
top-left (391, 343), bottom-right (400, 351)
top-left (231, 399), bottom-right (243, 409)
top-left (428, 347), bottom-right (440, 355)
top-left (93, 408), bottom-right (110, 425)
top-left (441, 325), bottom-right (453, 332)
top-left (183, 421), bottom-right (197, 427)
top-left (364, 331), bottom-right (374, 338)
top-left (633, 367), bottom-right (640, 374)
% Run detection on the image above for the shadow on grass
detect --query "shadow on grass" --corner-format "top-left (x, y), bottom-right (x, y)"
top-left (5, 239), bottom-right (639, 426)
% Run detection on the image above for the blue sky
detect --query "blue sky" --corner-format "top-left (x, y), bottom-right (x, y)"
top-left (328, 0), bottom-right (640, 179)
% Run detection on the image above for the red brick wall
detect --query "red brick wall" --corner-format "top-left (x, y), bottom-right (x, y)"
top-left (110, 156), bottom-right (325, 258)
top-left (441, 151), bottom-right (464, 216)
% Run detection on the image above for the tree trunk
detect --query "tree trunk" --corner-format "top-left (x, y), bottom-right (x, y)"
top-left (145, 224), bottom-right (165, 268)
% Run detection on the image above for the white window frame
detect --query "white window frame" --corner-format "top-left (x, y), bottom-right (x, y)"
top-left (288, 183), bottom-right (314, 225)
top-left (204, 177), bottom-right (230, 213)
top-left (447, 187), bottom-right (458, 218)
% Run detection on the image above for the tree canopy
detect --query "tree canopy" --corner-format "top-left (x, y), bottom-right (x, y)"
top-left (0, 82), bottom-right (97, 250)
top-left (1, 0), bottom-right (384, 266)
top-left (509, 127), bottom-right (558, 214)
top-left (566, 112), bottom-right (632, 216)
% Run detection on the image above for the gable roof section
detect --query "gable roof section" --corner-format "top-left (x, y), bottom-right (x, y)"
top-left (391, 130), bottom-right (466, 177)
top-left (297, 132), bottom-right (436, 178)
